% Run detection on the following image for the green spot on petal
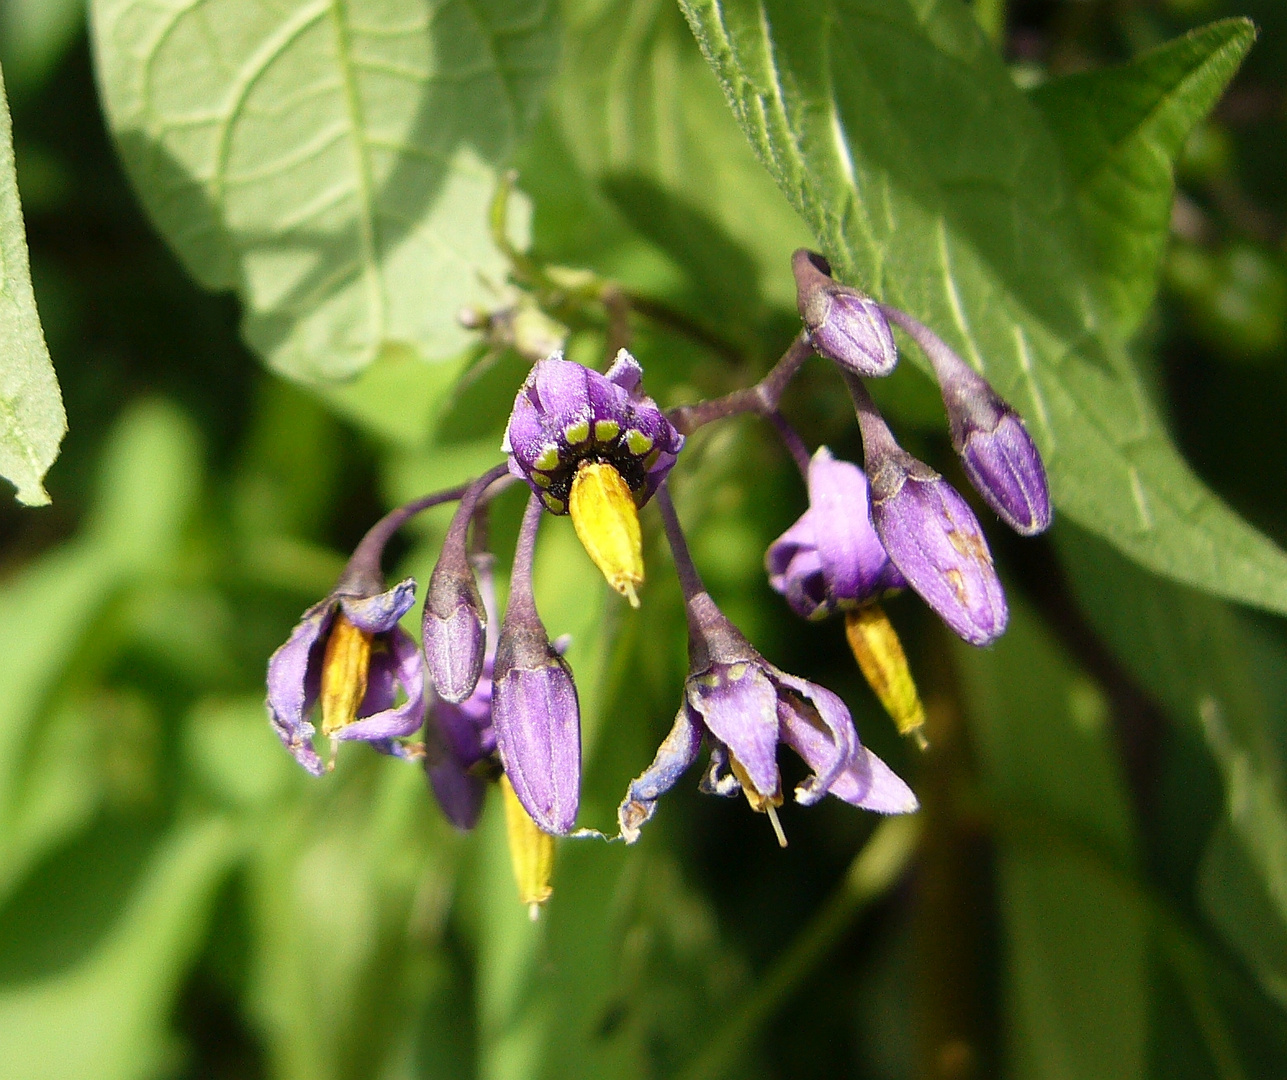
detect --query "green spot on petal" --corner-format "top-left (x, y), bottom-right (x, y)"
top-left (594, 419), bottom-right (620, 443)
top-left (564, 419), bottom-right (590, 445)
top-left (534, 445), bottom-right (560, 471)
top-left (625, 429), bottom-right (653, 455)
top-left (542, 492), bottom-right (566, 513)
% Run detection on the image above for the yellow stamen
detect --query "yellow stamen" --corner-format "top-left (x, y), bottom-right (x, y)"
top-left (728, 756), bottom-right (787, 847)
top-left (320, 612), bottom-right (373, 739)
top-left (568, 461), bottom-right (644, 607)
top-left (845, 604), bottom-right (928, 748)
top-left (501, 776), bottom-right (554, 915)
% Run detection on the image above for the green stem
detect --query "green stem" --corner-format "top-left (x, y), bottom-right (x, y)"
top-left (677, 815), bottom-right (921, 1080)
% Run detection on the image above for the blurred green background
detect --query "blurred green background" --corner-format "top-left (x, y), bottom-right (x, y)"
top-left (4, 1), bottom-right (1287, 1078)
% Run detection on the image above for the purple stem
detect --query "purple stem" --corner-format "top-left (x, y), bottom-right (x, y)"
top-left (655, 482), bottom-right (705, 602)
top-left (667, 333), bottom-right (814, 435)
top-left (768, 411), bottom-right (811, 478)
top-left (841, 370), bottom-right (901, 465)
top-left (506, 492), bottom-right (545, 622)
top-left (878, 304), bottom-right (973, 381)
top-left (337, 481), bottom-right (475, 595)
top-left (442, 462), bottom-right (511, 564)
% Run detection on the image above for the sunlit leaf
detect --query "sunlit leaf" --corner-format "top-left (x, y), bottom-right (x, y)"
top-left (0, 62), bottom-right (64, 505)
top-left (89, 0), bottom-right (557, 382)
top-left (678, 0), bottom-right (1287, 614)
top-left (1032, 19), bottom-right (1254, 339)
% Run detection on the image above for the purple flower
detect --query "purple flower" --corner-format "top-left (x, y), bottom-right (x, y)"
top-left (502, 350), bottom-right (683, 514)
top-left (266, 578), bottom-right (425, 775)
top-left (619, 486), bottom-right (917, 844)
top-left (491, 495), bottom-right (582, 835)
top-left (792, 249), bottom-right (897, 378)
top-left (848, 377), bottom-right (1008, 646)
top-left (879, 305), bottom-right (1051, 536)
top-left (766, 447), bottom-right (906, 620)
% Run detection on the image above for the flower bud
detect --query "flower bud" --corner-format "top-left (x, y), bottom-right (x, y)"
top-left (879, 304), bottom-right (1051, 536)
top-left (792, 249), bottom-right (897, 377)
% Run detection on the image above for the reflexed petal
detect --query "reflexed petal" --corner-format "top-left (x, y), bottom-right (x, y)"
top-left (619, 705), bottom-right (705, 843)
top-left (502, 387), bottom-right (544, 461)
top-left (828, 747), bottom-right (919, 813)
top-left (699, 739), bottom-right (740, 798)
top-left (687, 663), bottom-right (780, 799)
top-left (265, 597), bottom-right (334, 776)
top-left (808, 449), bottom-right (888, 600)
top-left (605, 348), bottom-right (644, 396)
top-left (493, 660), bottom-right (581, 835)
top-left (339, 578), bottom-right (417, 634)
top-left (772, 672), bottom-right (855, 804)
top-left (531, 358), bottom-right (592, 423)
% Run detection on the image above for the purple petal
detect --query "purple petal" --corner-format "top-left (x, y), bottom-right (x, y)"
top-left (502, 389), bottom-right (545, 465)
top-left (530, 358), bottom-right (592, 425)
top-left (339, 578), bottom-right (417, 634)
top-left (699, 739), bottom-right (741, 798)
top-left (828, 747), bottom-right (919, 813)
top-left (265, 597), bottom-right (334, 776)
top-left (807, 449), bottom-right (891, 601)
top-left (618, 704), bottom-right (705, 843)
top-left (424, 601), bottom-right (486, 704)
top-left (605, 348), bottom-right (644, 396)
top-left (873, 475), bottom-right (1008, 646)
top-left (771, 671), bottom-right (856, 805)
top-left (687, 663), bottom-right (780, 799)
top-left (427, 756), bottom-right (487, 830)
top-left (336, 626), bottom-right (426, 742)
top-left (492, 660), bottom-right (581, 834)
top-left (960, 411), bottom-right (1052, 536)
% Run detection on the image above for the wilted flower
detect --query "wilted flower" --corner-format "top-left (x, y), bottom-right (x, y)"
top-left (766, 447), bottom-right (906, 620)
top-left (266, 577), bottom-right (425, 775)
top-left (502, 350), bottom-right (683, 603)
top-left (619, 486), bottom-right (917, 844)
top-left (848, 375), bottom-right (1008, 646)
top-left (792, 249), bottom-right (897, 378)
top-left (880, 305), bottom-right (1051, 536)
top-left (491, 495), bottom-right (582, 835)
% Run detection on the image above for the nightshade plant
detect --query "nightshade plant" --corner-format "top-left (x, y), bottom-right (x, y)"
top-left (265, 248), bottom-right (1051, 907)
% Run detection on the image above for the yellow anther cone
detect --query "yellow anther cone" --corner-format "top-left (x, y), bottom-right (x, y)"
top-left (501, 775), bottom-right (555, 918)
top-left (845, 605), bottom-right (928, 748)
top-left (320, 613), bottom-right (373, 739)
top-left (568, 461), bottom-right (644, 607)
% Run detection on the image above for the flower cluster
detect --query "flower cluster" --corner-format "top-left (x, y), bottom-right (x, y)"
top-left (263, 249), bottom-right (1051, 909)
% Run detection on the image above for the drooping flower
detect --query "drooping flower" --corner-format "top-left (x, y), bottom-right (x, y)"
top-left (267, 576), bottom-right (425, 775)
top-left (502, 350), bottom-right (684, 604)
top-left (847, 374), bottom-right (1008, 646)
top-left (766, 447), bottom-right (906, 620)
top-left (618, 485), bottom-right (917, 844)
top-left (792, 249), bottom-right (898, 378)
top-left (879, 305), bottom-right (1051, 536)
top-left (766, 446), bottom-right (926, 745)
top-left (491, 494), bottom-right (582, 835)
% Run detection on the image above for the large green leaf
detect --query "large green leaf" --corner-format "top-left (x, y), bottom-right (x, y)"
top-left (89, 0), bottom-right (557, 382)
top-left (0, 62), bottom-right (64, 505)
top-left (956, 602), bottom-right (1148, 1080)
top-left (1058, 525), bottom-right (1287, 1013)
top-left (1032, 19), bottom-right (1254, 340)
top-left (677, 0), bottom-right (1287, 615)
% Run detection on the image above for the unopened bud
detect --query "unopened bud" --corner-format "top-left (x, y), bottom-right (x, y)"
top-left (793, 249), bottom-right (897, 377)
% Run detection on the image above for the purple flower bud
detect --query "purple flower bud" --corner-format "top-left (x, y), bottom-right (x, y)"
top-left (849, 379), bottom-right (1008, 646)
top-left (423, 465), bottom-right (507, 703)
top-left (266, 578), bottom-right (425, 775)
top-left (766, 447), bottom-right (906, 620)
top-left (491, 495), bottom-right (581, 835)
top-left (792, 249), bottom-right (897, 378)
top-left (880, 305), bottom-right (1051, 536)
top-left (502, 350), bottom-right (684, 515)
top-left (425, 555), bottom-right (500, 831)
top-left (619, 486), bottom-right (917, 843)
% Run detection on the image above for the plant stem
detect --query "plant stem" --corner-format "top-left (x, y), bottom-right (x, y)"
top-left (667, 333), bottom-right (813, 435)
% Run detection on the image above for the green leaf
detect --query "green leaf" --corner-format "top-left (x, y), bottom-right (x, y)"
top-left (955, 601), bottom-right (1148, 1080)
top-left (0, 62), bottom-right (65, 505)
top-left (677, 0), bottom-right (1287, 615)
top-left (552, 0), bottom-right (812, 322)
top-left (0, 818), bottom-right (236, 1080)
top-left (89, 0), bottom-right (557, 382)
top-left (1058, 525), bottom-right (1287, 1013)
top-left (1032, 19), bottom-right (1254, 339)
